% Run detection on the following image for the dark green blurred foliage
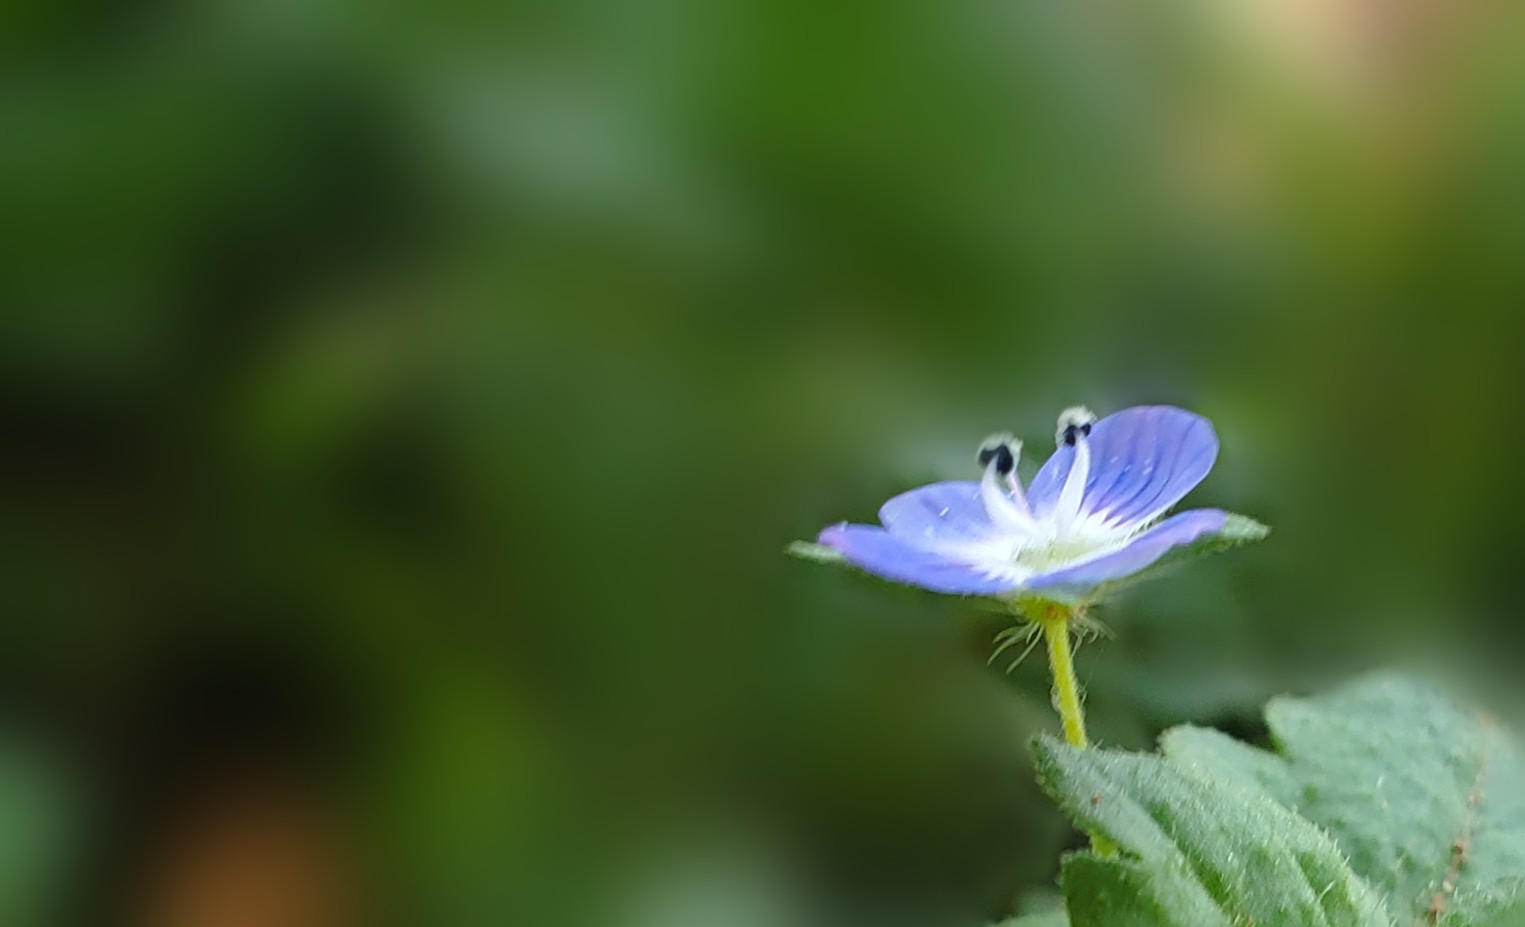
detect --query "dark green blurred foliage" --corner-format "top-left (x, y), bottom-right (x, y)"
top-left (5, 0), bottom-right (1525, 924)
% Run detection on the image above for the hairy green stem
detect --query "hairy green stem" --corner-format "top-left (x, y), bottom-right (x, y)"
top-left (1039, 610), bottom-right (1089, 749)
top-left (1037, 604), bottom-right (1116, 856)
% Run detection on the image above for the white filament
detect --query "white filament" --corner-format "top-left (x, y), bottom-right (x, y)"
top-left (1052, 431), bottom-right (1091, 537)
top-left (980, 455), bottom-right (1041, 539)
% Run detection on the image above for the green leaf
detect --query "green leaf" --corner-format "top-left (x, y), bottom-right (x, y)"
top-left (1033, 734), bottom-right (1392, 927)
top-left (1163, 674), bottom-right (1525, 926)
top-left (1060, 855), bottom-right (1230, 927)
top-left (1478, 898), bottom-right (1525, 927)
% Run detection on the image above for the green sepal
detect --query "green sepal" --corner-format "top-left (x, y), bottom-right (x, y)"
top-left (784, 539), bottom-right (847, 565)
top-left (1085, 512), bottom-right (1269, 600)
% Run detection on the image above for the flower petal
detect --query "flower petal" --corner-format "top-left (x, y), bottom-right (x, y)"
top-left (817, 523), bottom-right (1020, 595)
top-left (1028, 406), bottom-right (1218, 528)
top-left (1023, 508), bottom-right (1227, 592)
top-left (877, 481), bottom-right (997, 548)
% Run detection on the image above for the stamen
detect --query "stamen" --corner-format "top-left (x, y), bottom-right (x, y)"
top-left (977, 434), bottom-right (1040, 536)
top-left (976, 438), bottom-right (1016, 477)
top-left (1053, 406), bottom-right (1097, 535)
top-left (1055, 405), bottom-right (1096, 446)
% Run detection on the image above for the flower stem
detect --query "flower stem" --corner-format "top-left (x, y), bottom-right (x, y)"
top-left (1037, 605), bottom-right (1117, 856)
top-left (1038, 609), bottom-right (1088, 748)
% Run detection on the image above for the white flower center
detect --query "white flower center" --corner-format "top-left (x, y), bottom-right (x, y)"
top-left (968, 406), bottom-right (1144, 584)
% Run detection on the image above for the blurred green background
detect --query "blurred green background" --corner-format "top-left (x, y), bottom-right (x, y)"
top-left (6, 0), bottom-right (1525, 924)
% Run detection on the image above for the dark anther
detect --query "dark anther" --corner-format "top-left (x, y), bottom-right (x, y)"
top-left (978, 442), bottom-right (1016, 476)
top-left (1055, 407), bottom-right (1097, 446)
top-left (1061, 422), bottom-right (1092, 446)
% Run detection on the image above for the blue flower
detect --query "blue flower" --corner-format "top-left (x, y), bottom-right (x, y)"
top-left (807, 405), bottom-right (1263, 602)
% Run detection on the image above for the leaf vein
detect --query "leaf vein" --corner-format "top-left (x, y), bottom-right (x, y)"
top-left (1419, 714), bottom-right (1492, 926)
